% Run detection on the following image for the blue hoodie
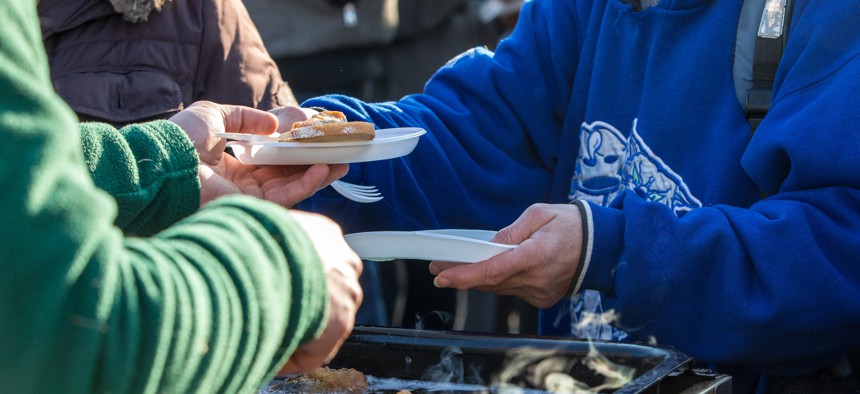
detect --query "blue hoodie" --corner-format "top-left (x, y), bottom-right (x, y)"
top-left (298, 0), bottom-right (860, 391)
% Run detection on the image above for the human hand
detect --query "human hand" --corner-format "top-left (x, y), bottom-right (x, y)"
top-left (197, 156), bottom-right (348, 207)
top-left (269, 106), bottom-right (320, 134)
top-left (169, 100), bottom-right (279, 165)
top-left (428, 203), bottom-right (584, 308)
top-left (169, 101), bottom-right (348, 206)
top-left (278, 211), bottom-right (363, 375)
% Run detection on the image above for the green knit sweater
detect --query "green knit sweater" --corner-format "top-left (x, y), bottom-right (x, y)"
top-left (0, 1), bottom-right (328, 392)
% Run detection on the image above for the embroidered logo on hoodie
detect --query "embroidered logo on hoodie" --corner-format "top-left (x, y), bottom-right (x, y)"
top-left (570, 119), bottom-right (702, 215)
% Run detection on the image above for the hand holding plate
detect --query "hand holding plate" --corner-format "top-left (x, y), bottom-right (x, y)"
top-left (169, 101), bottom-right (348, 207)
top-left (429, 203), bottom-right (584, 309)
top-left (169, 101), bottom-right (278, 165)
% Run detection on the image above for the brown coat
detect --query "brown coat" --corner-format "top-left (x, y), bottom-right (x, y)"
top-left (39, 0), bottom-right (296, 127)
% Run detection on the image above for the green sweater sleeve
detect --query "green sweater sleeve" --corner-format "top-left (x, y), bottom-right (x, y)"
top-left (78, 120), bottom-right (202, 236)
top-left (0, 2), bottom-right (328, 393)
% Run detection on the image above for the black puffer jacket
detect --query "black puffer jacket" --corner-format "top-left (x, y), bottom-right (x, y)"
top-left (39, 0), bottom-right (296, 127)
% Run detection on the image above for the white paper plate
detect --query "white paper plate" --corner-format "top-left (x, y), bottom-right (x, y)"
top-left (344, 229), bottom-right (517, 263)
top-left (227, 127), bottom-right (426, 165)
top-left (214, 132), bottom-right (278, 143)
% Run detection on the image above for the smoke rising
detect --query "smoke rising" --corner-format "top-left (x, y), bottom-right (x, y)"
top-left (492, 308), bottom-right (635, 393)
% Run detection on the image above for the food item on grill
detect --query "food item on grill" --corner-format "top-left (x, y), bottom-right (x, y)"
top-left (270, 366), bottom-right (368, 393)
top-left (278, 110), bottom-right (375, 143)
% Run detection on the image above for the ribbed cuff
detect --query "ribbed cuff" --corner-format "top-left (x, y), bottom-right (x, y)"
top-left (568, 200), bottom-right (593, 295)
top-left (576, 201), bottom-right (625, 295)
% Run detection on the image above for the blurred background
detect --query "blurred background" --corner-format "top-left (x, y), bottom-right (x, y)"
top-left (245, 0), bottom-right (522, 102)
top-left (243, 0), bottom-right (535, 335)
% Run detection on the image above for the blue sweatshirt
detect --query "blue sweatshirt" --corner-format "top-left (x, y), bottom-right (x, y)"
top-left (298, 0), bottom-right (860, 391)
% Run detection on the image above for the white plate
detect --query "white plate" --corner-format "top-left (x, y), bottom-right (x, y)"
top-left (214, 132), bottom-right (278, 143)
top-left (227, 127), bottom-right (426, 165)
top-left (344, 229), bottom-right (517, 263)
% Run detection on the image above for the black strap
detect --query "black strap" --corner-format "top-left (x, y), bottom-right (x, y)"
top-left (745, 36), bottom-right (782, 131)
top-left (325, 0), bottom-right (360, 7)
top-left (744, 0), bottom-right (794, 134)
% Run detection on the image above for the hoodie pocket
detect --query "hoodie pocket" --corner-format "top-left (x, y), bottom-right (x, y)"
top-left (53, 70), bottom-right (183, 126)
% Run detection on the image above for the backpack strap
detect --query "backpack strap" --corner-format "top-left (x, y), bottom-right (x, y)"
top-left (734, 0), bottom-right (795, 134)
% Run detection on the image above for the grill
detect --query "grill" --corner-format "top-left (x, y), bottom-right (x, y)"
top-left (264, 326), bottom-right (732, 393)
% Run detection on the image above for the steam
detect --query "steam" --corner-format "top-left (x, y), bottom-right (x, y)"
top-left (420, 346), bottom-right (482, 385)
top-left (581, 342), bottom-right (636, 392)
top-left (421, 346), bottom-right (463, 383)
top-left (407, 305), bottom-right (636, 393)
top-left (366, 346), bottom-right (490, 393)
top-left (570, 291), bottom-right (626, 340)
top-left (492, 308), bottom-right (635, 393)
top-left (572, 309), bottom-right (620, 333)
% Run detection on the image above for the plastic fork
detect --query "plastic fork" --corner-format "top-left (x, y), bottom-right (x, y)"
top-left (330, 180), bottom-right (383, 203)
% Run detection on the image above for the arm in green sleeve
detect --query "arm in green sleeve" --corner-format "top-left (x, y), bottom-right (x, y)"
top-left (0, 1), bottom-right (328, 392)
top-left (92, 197), bottom-right (328, 394)
top-left (78, 120), bottom-right (202, 236)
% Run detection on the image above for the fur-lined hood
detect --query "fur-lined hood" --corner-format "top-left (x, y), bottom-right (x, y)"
top-left (109, 0), bottom-right (172, 23)
top-left (40, 0), bottom-right (173, 40)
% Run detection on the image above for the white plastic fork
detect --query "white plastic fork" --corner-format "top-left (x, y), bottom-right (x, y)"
top-left (330, 180), bottom-right (383, 203)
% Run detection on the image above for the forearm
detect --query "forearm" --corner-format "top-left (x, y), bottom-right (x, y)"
top-left (580, 190), bottom-right (860, 374)
top-left (78, 120), bottom-right (201, 236)
top-left (294, 94), bottom-right (554, 234)
top-left (3, 192), bottom-right (327, 393)
top-left (117, 197), bottom-right (327, 393)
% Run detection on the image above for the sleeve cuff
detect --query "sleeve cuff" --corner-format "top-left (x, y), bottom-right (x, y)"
top-left (570, 200), bottom-right (625, 296)
top-left (128, 120), bottom-right (201, 226)
top-left (568, 200), bottom-right (593, 295)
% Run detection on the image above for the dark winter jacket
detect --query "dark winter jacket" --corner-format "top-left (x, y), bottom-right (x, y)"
top-left (39, 0), bottom-right (296, 127)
